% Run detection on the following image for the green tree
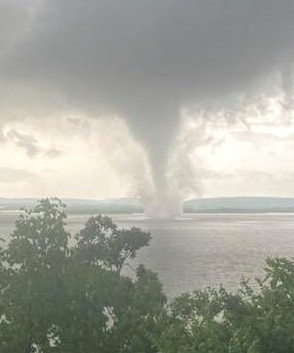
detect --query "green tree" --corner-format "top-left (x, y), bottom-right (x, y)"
top-left (0, 198), bottom-right (70, 352)
top-left (0, 198), bottom-right (166, 353)
top-left (157, 258), bottom-right (294, 353)
top-left (74, 214), bottom-right (151, 273)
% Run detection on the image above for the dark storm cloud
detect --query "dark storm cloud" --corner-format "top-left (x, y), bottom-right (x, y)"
top-left (0, 0), bottom-right (31, 52)
top-left (2, 0), bottom-right (294, 195)
top-left (6, 0), bottom-right (294, 102)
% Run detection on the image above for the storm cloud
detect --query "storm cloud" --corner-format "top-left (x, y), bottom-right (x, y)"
top-left (1, 0), bottom-right (294, 212)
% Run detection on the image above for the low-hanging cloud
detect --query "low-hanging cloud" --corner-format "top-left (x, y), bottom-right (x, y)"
top-left (4, 129), bottom-right (62, 158)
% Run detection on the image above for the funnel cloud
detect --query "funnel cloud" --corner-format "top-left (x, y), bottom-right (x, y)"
top-left (1, 0), bottom-right (294, 215)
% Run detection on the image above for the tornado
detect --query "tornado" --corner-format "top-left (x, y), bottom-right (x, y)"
top-left (2, 0), bottom-right (294, 216)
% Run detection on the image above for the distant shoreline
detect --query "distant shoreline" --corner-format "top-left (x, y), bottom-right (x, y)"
top-left (1, 197), bottom-right (294, 214)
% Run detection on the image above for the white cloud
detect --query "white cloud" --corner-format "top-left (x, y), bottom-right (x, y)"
top-left (0, 115), bottom-right (150, 198)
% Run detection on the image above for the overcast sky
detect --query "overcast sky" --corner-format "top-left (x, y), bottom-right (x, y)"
top-left (0, 0), bottom-right (294, 200)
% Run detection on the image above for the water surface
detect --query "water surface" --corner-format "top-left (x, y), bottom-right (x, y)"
top-left (1, 212), bottom-right (294, 297)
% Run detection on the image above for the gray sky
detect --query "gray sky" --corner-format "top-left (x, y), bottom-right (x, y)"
top-left (0, 0), bottom-right (294, 201)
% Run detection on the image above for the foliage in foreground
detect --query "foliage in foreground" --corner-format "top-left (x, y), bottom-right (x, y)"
top-left (0, 198), bottom-right (165, 353)
top-left (1, 198), bottom-right (294, 353)
top-left (158, 257), bottom-right (294, 353)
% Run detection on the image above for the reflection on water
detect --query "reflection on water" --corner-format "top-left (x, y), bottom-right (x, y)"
top-left (1, 212), bottom-right (294, 297)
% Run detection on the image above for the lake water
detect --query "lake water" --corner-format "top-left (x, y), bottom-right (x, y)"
top-left (1, 211), bottom-right (294, 298)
